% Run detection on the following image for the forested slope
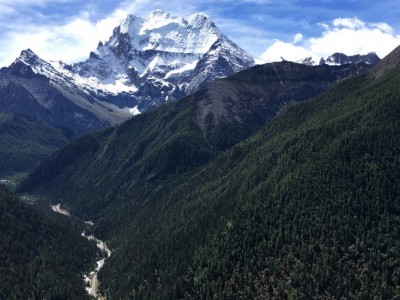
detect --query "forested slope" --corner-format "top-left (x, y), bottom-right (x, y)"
top-left (0, 113), bottom-right (67, 177)
top-left (19, 61), bottom-right (371, 219)
top-left (0, 186), bottom-right (97, 299)
top-left (18, 48), bottom-right (400, 298)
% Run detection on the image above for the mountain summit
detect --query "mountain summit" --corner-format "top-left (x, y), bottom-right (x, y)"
top-left (0, 11), bottom-right (254, 133)
top-left (69, 10), bottom-right (254, 109)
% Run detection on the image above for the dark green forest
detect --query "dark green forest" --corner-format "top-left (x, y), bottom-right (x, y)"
top-left (18, 58), bottom-right (400, 298)
top-left (95, 68), bottom-right (400, 299)
top-left (19, 61), bottom-right (370, 219)
top-left (0, 185), bottom-right (97, 299)
top-left (0, 113), bottom-right (67, 177)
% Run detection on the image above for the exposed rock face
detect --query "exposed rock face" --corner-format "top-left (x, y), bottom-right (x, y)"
top-left (369, 45), bottom-right (400, 79)
top-left (0, 50), bottom-right (134, 135)
top-left (192, 61), bottom-right (375, 144)
top-left (0, 62), bottom-right (103, 135)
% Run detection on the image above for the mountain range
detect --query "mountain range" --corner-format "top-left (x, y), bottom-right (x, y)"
top-left (19, 59), bottom-right (377, 215)
top-left (0, 10), bottom-right (254, 135)
top-left (0, 10), bottom-right (382, 136)
top-left (1, 8), bottom-right (399, 299)
top-left (297, 52), bottom-right (380, 66)
top-left (18, 37), bottom-right (400, 299)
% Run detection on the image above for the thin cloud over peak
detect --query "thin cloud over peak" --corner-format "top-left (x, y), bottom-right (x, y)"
top-left (260, 17), bottom-right (400, 63)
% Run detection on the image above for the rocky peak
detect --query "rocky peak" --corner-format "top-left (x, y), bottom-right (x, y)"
top-left (296, 57), bottom-right (317, 66)
top-left (69, 10), bottom-right (254, 110)
top-left (15, 49), bottom-right (42, 66)
top-left (2, 49), bottom-right (45, 78)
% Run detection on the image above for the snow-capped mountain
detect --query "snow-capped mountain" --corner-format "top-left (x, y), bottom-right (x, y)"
top-left (70, 10), bottom-right (254, 109)
top-left (0, 49), bottom-right (137, 135)
top-left (0, 10), bottom-right (254, 134)
top-left (297, 52), bottom-right (380, 66)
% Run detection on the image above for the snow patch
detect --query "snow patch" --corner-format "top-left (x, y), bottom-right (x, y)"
top-left (165, 60), bottom-right (198, 78)
top-left (51, 204), bottom-right (70, 216)
top-left (127, 105), bottom-right (141, 116)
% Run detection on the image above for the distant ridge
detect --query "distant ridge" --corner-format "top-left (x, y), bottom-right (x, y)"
top-left (296, 52), bottom-right (380, 66)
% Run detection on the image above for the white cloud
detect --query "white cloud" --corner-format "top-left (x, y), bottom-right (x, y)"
top-left (293, 33), bottom-right (303, 44)
top-left (333, 17), bottom-right (365, 30)
top-left (0, 4), bottom-right (129, 66)
top-left (0, 0), bottom-right (204, 66)
top-left (259, 17), bottom-right (400, 63)
top-left (259, 40), bottom-right (318, 63)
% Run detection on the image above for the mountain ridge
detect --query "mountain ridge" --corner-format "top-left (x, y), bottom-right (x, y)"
top-left (18, 44), bottom-right (400, 299)
top-left (18, 59), bottom-right (376, 217)
top-left (297, 52), bottom-right (380, 66)
top-left (69, 10), bottom-right (254, 109)
top-left (0, 11), bottom-right (254, 134)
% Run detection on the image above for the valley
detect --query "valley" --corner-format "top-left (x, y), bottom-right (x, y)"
top-left (1, 5), bottom-right (400, 299)
top-left (15, 45), bottom-right (400, 298)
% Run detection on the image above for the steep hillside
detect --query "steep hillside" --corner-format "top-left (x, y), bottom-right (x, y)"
top-left (18, 44), bottom-right (400, 299)
top-left (174, 68), bottom-right (400, 299)
top-left (0, 113), bottom-right (68, 177)
top-left (0, 52), bottom-right (134, 135)
top-left (0, 186), bottom-right (97, 299)
top-left (95, 54), bottom-right (400, 299)
top-left (369, 45), bottom-right (400, 78)
top-left (19, 61), bottom-right (370, 217)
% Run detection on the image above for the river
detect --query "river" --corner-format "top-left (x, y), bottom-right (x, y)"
top-left (51, 203), bottom-right (111, 299)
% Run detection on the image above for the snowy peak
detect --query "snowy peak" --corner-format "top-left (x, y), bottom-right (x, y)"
top-left (8, 49), bottom-right (59, 79)
top-left (110, 11), bottom-right (221, 55)
top-left (3, 11), bottom-right (254, 130)
top-left (14, 49), bottom-right (48, 71)
top-left (320, 52), bottom-right (380, 66)
top-left (297, 52), bottom-right (380, 67)
top-left (296, 57), bottom-right (317, 66)
top-left (17, 49), bottom-right (40, 64)
top-left (72, 10), bottom-right (254, 109)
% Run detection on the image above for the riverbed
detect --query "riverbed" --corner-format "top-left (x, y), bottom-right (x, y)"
top-left (51, 203), bottom-right (111, 299)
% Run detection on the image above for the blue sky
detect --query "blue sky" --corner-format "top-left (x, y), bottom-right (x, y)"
top-left (0, 0), bottom-right (399, 66)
